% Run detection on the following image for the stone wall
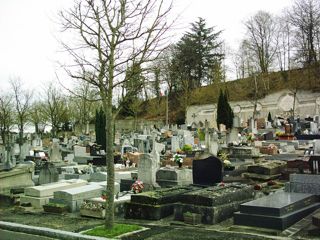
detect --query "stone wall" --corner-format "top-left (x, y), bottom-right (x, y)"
top-left (186, 90), bottom-right (320, 128)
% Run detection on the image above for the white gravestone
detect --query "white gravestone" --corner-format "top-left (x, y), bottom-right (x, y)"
top-left (138, 153), bottom-right (159, 190)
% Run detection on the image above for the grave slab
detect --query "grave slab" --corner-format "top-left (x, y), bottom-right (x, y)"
top-left (239, 192), bottom-right (318, 216)
top-left (234, 202), bottom-right (320, 230)
top-left (24, 179), bottom-right (87, 197)
top-left (52, 184), bottom-right (103, 212)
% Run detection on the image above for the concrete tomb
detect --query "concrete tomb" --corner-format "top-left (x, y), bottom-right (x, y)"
top-left (125, 185), bottom-right (204, 220)
top-left (174, 183), bottom-right (254, 224)
top-left (51, 184), bottom-right (104, 212)
top-left (21, 179), bottom-right (87, 208)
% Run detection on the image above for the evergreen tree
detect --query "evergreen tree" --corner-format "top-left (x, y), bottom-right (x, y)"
top-left (216, 89), bottom-right (225, 130)
top-left (216, 89), bottom-right (233, 130)
top-left (224, 90), bottom-right (234, 129)
top-left (268, 112), bottom-right (272, 122)
top-left (173, 18), bottom-right (224, 90)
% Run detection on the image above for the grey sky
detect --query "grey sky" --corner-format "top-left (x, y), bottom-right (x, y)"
top-left (0, 0), bottom-right (293, 91)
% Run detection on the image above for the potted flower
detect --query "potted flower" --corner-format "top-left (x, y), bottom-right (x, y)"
top-left (173, 154), bottom-right (184, 168)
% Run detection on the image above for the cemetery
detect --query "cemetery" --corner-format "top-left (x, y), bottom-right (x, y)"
top-left (2, 0), bottom-right (320, 239)
top-left (1, 112), bottom-right (320, 239)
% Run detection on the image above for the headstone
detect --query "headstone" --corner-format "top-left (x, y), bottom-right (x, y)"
top-left (156, 168), bottom-right (192, 187)
top-left (288, 174), bottom-right (320, 195)
top-left (39, 162), bottom-right (59, 185)
top-left (228, 128), bottom-right (239, 144)
top-left (50, 139), bottom-right (62, 162)
top-left (192, 155), bottom-right (222, 185)
top-left (310, 122), bottom-right (318, 134)
top-left (314, 140), bottom-right (320, 155)
top-left (171, 136), bottom-right (180, 152)
top-left (233, 116), bottom-right (241, 128)
top-left (138, 153), bottom-right (159, 189)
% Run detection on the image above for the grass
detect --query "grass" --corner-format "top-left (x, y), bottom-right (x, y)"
top-left (83, 223), bottom-right (143, 238)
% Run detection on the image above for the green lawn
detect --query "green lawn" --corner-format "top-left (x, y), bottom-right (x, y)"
top-left (83, 224), bottom-right (143, 238)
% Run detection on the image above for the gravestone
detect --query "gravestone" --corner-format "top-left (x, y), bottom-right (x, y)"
top-left (39, 162), bottom-right (59, 185)
top-left (192, 154), bottom-right (222, 185)
top-left (310, 122), bottom-right (318, 134)
top-left (156, 167), bottom-right (192, 187)
top-left (138, 153), bottom-right (159, 190)
top-left (314, 140), bottom-right (320, 155)
top-left (234, 191), bottom-right (320, 230)
top-left (50, 139), bottom-right (62, 162)
top-left (171, 136), bottom-right (180, 152)
top-left (287, 174), bottom-right (320, 195)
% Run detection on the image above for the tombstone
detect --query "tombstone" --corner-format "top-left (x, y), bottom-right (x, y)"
top-left (138, 153), bottom-right (159, 190)
top-left (171, 136), bottom-right (180, 152)
top-left (227, 128), bottom-right (239, 144)
top-left (39, 162), bottom-right (59, 185)
top-left (20, 142), bottom-right (31, 161)
top-left (310, 122), bottom-right (318, 134)
top-left (314, 140), bottom-right (320, 155)
top-left (249, 118), bottom-right (257, 134)
top-left (233, 116), bottom-right (241, 128)
top-left (208, 133), bottom-right (219, 156)
top-left (192, 154), bottom-right (222, 185)
top-left (50, 139), bottom-right (62, 162)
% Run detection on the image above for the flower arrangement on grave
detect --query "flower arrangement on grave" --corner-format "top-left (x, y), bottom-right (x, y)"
top-left (182, 144), bottom-right (193, 152)
top-left (246, 132), bottom-right (256, 142)
top-left (275, 131), bottom-right (285, 137)
top-left (172, 153), bottom-right (184, 167)
top-left (81, 200), bottom-right (105, 211)
top-left (218, 152), bottom-right (233, 169)
top-left (131, 180), bottom-right (144, 194)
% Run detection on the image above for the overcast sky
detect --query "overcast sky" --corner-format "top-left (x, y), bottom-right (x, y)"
top-left (0, 0), bottom-right (293, 91)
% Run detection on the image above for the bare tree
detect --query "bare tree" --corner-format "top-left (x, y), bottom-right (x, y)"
top-left (289, 0), bottom-right (320, 65)
top-left (10, 78), bottom-right (33, 160)
top-left (68, 81), bottom-right (98, 134)
top-left (0, 94), bottom-right (14, 146)
top-left (245, 11), bottom-right (279, 74)
top-left (42, 83), bottom-right (68, 137)
top-left (59, 0), bottom-right (173, 228)
top-left (30, 101), bottom-right (47, 135)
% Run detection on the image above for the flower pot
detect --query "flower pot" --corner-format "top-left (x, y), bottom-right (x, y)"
top-left (178, 162), bottom-right (182, 168)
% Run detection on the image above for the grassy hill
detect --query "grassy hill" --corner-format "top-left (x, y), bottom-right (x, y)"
top-left (138, 67), bottom-right (320, 123)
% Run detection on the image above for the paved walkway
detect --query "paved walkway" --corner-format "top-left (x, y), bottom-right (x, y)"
top-left (0, 221), bottom-right (110, 240)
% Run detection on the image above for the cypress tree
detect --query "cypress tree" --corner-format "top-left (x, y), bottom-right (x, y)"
top-left (217, 89), bottom-right (234, 130)
top-left (216, 89), bottom-right (225, 130)
top-left (268, 112), bottom-right (272, 122)
top-left (224, 90), bottom-right (234, 129)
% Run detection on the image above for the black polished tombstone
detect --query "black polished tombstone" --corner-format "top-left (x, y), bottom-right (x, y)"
top-left (192, 155), bottom-right (223, 185)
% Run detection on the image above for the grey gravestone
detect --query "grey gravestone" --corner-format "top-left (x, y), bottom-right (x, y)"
top-left (192, 155), bottom-right (222, 185)
top-left (171, 136), bottom-right (180, 152)
top-left (39, 162), bottom-right (59, 185)
top-left (234, 191), bottom-right (320, 230)
top-left (50, 139), bottom-right (62, 162)
top-left (138, 153), bottom-right (159, 189)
